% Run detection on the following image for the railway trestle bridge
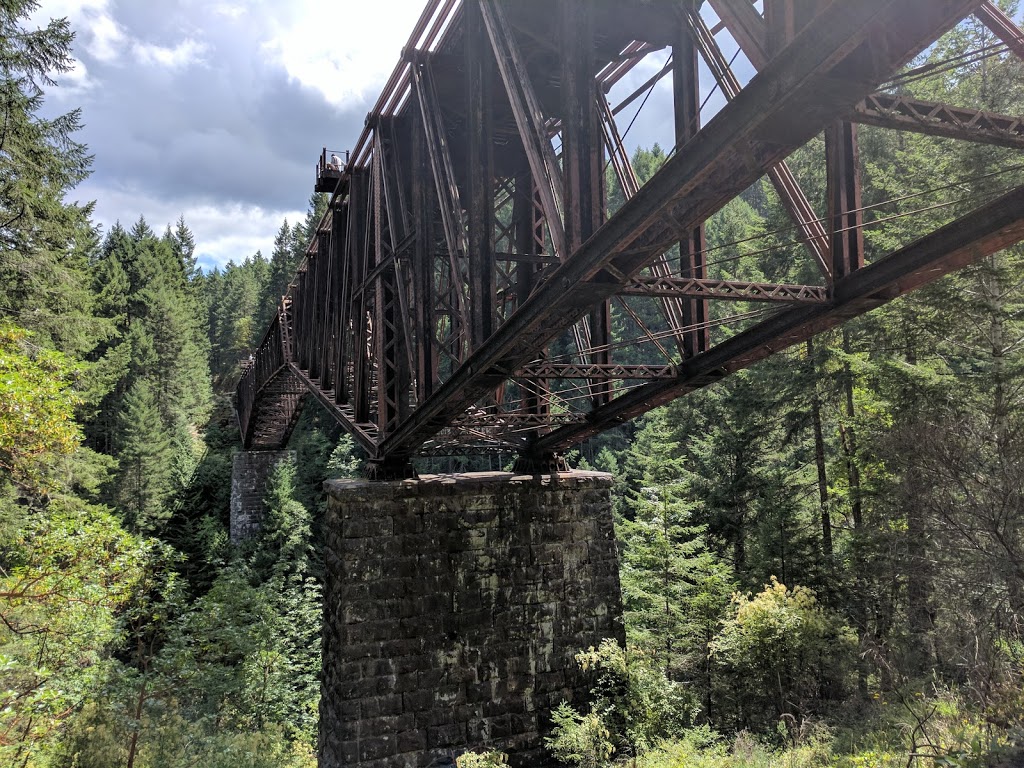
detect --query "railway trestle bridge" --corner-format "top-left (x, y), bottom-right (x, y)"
top-left (231, 2), bottom-right (1024, 765)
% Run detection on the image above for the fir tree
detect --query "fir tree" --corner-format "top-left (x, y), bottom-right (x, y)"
top-left (116, 379), bottom-right (174, 533)
top-left (0, 0), bottom-right (99, 355)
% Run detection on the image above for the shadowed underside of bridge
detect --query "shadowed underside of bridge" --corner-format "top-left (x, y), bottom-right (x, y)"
top-left (237, 0), bottom-right (1024, 476)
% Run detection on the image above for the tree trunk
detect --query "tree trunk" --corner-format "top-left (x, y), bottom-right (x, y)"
top-left (808, 338), bottom-right (833, 563)
top-left (840, 329), bottom-right (868, 694)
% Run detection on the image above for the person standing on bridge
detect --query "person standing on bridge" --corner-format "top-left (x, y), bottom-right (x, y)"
top-left (330, 152), bottom-right (342, 171)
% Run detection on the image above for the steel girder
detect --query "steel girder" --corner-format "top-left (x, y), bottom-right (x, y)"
top-left (235, 0), bottom-right (1024, 470)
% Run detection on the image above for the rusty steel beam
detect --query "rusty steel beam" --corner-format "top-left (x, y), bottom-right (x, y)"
top-left (532, 184), bottom-right (1024, 454)
top-left (376, 0), bottom-right (985, 463)
top-left (515, 363), bottom-right (676, 380)
top-left (975, 1), bottom-right (1024, 60)
top-left (620, 277), bottom-right (829, 303)
top-left (707, 0), bottom-right (769, 69)
top-left (479, 0), bottom-right (568, 262)
top-left (287, 362), bottom-right (379, 455)
top-left (684, 9), bottom-right (832, 278)
top-left (852, 93), bottom-right (1024, 149)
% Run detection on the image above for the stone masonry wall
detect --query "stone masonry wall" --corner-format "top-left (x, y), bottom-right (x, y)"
top-left (319, 471), bottom-right (623, 768)
top-left (230, 450), bottom-right (295, 543)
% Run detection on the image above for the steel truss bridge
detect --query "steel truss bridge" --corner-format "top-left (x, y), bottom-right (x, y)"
top-left (237, 0), bottom-right (1024, 477)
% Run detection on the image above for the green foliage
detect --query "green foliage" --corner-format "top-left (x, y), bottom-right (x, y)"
top-left (326, 433), bottom-right (363, 479)
top-left (116, 379), bottom-right (175, 532)
top-left (0, 497), bottom-right (148, 766)
top-left (634, 724), bottom-right (835, 768)
top-left (710, 579), bottom-right (857, 728)
top-left (548, 639), bottom-right (692, 765)
top-left (0, 323), bottom-right (82, 488)
top-left (618, 410), bottom-right (736, 688)
top-left (5, 2), bottom-right (1024, 765)
top-left (547, 702), bottom-right (616, 768)
top-left (456, 750), bottom-right (509, 768)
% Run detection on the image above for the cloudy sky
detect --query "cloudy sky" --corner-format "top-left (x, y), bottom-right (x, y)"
top-left (33, 1), bottom-right (727, 272)
top-left (32, 0), bottom-right (429, 271)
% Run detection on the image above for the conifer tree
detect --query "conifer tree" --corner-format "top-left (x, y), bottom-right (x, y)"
top-left (0, 0), bottom-right (99, 355)
top-left (619, 411), bottom-right (734, 684)
top-left (249, 461), bottom-right (321, 742)
top-left (259, 220), bottom-right (295, 330)
top-left (116, 379), bottom-right (174, 532)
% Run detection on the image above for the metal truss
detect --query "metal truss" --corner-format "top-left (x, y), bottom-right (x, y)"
top-left (235, 0), bottom-right (1024, 475)
top-left (852, 93), bottom-right (1024, 150)
top-left (620, 277), bottom-right (829, 304)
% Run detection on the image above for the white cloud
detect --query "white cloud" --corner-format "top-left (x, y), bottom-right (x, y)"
top-left (30, 0), bottom-right (108, 23)
top-left (81, 180), bottom-right (304, 271)
top-left (212, 3), bottom-right (246, 20)
top-left (263, 0), bottom-right (426, 107)
top-left (86, 13), bottom-right (126, 63)
top-left (133, 37), bottom-right (207, 69)
top-left (57, 57), bottom-right (93, 95)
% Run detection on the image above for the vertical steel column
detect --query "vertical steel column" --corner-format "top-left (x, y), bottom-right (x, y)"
top-left (465, 0), bottom-right (496, 349)
top-left (307, 252), bottom-right (323, 379)
top-left (764, 0), bottom-right (797, 55)
top-left (325, 212), bottom-right (344, 393)
top-left (826, 121), bottom-right (865, 280)
top-left (332, 202), bottom-right (349, 404)
top-left (673, 22), bottom-right (710, 358)
top-left (374, 137), bottom-right (410, 436)
top-left (514, 172), bottom-right (549, 433)
top-left (766, 0), bottom-right (826, 53)
top-left (560, 0), bottom-right (609, 408)
top-left (349, 170), bottom-right (372, 425)
top-left (316, 227), bottom-right (334, 387)
top-left (411, 78), bottom-right (436, 403)
top-left (336, 201), bottom-right (356, 406)
top-left (292, 268), bottom-right (307, 369)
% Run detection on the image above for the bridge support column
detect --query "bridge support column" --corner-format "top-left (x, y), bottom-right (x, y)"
top-left (319, 471), bottom-right (623, 768)
top-left (230, 450), bottom-right (295, 543)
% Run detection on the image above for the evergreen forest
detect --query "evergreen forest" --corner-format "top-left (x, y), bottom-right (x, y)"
top-left (4, 1), bottom-right (1024, 766)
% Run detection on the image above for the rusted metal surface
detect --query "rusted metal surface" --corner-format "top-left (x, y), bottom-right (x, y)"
top-left (532, 184), bottom-right (1024, 453)
top-left (976, 1), bottom-right (1024, 60)
top-left (852, 94), bottom-right (1024, 150)
top-left (620, 277), bottom-right (829, 304)
top-left (237, 0), bottom-right (1024, 471)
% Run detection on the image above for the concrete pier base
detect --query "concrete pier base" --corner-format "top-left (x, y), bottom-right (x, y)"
top-left (229, 450), bottom-right (295, 543)
top-left (319, 471), bottom-right (623, 768)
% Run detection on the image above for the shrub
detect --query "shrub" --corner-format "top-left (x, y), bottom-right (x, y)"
top-left (456, 750), bottom-right (509, 768)
top-left (710, 578), bottom-right (857, 729)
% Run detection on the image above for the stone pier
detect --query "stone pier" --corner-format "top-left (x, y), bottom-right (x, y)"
top-left (229, 450), bottom-right (295, 543)
top-left (319, 471), bottom-right (623, 768)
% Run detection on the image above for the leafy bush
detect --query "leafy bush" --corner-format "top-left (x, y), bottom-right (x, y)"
top-left (710, 578), bottom-right (857, 729)
top-left (547, 702), bottom-right (615, 768)
top-left (546, 639), bottom-right (695, 766)
top-left (456, 750), bottom-right (508, 768)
